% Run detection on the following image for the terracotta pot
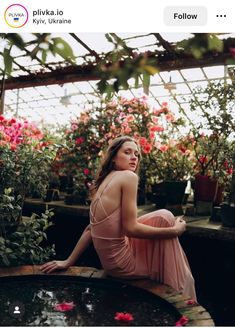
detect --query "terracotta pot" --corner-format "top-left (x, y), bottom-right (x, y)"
top-left (194, 174), bottom-right (218, 202)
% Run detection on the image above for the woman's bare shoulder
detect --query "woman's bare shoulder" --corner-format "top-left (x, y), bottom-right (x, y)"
top-left (115, 170), bottom-right (138, 182)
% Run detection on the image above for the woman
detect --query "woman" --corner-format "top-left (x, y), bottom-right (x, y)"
top-left (41, 136), bottom-right (196, 301)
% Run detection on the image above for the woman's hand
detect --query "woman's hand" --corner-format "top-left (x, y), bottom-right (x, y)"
top-left (40, 260), bottom-right (70, 274)
top-left (174, 217), bottom-right (186, 236)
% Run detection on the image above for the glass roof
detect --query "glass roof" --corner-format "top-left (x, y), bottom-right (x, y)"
top-left (1, 33), bottom-right (234, 128)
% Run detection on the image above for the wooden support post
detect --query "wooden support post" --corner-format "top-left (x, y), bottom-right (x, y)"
top-left (0, 89), bottom-right (5, 115)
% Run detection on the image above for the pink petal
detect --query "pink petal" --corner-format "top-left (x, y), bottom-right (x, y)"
top-left (54, 302), bottom-right (75, 312)
top-left (186, 299), bottom-right (197, 305)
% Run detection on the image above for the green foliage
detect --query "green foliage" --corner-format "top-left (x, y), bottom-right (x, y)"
top-left (0, 33), bottom-right (76, 76)
top-left (176, 34), bottom-right (224, 59)
top-left (189, 81), bottom-right (235, 188)
top-left (0, 208), bottom-right (55, 267)
top-left (0, 188), bottom-right (22, 226)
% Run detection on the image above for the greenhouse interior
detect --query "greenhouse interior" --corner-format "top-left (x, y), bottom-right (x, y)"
top-left (0, 33), bottom-right (235, 326)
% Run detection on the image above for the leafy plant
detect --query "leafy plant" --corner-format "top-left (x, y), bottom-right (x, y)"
top-left (149, 135), bottom-right (195, 183)
top-left (0, 208), bottom-right (55, 267)
top-left (189, 81), bottom-right (235, 188)
top-left (0, 116), bottom-right (58, 199)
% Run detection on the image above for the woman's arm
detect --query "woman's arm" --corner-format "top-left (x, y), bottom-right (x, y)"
top-left (121, 171), bottom-right (185, 239)
top-left (40, 224), bottom-right (92, 273)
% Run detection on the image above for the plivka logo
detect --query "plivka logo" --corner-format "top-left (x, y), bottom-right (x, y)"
top-left (4, 4), bottom-right (28, 28)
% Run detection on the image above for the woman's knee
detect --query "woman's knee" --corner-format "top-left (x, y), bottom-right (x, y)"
top-left (154, 209), bottom-right (175, 227)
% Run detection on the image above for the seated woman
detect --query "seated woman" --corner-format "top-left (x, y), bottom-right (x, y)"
top-left (40, 136), bottom-right (196, 301)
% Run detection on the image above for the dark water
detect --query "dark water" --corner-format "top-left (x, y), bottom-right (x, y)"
top-left (0, 275), bottom-right (180, 326)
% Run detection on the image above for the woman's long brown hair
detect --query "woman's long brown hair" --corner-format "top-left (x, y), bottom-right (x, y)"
top-left (90, 136), bottom-right (141, 197)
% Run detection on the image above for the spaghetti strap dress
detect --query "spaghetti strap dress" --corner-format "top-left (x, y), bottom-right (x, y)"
top-left (90, 174), bottom-right (197, 301)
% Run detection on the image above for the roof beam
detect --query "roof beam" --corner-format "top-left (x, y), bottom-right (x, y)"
top-left (4, 52), bottom-right (232, 90)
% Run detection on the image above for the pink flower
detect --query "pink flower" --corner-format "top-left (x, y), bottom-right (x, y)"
top-left (150, 125), bottom-right (164, 132)
top-left (126, 114), bottom-right (134, 122)
top-left (153, 109), bottom-right (163, 116)
top-left (75, 137), bottom-right (85, 145)
top-left (142, 143), bottom-right (152, 154)
top-left (175, 315), bottom-right (189, 326)
top-left (71, 123), bottom-right (78, 131)
top-left (165, 113), bottom-right (175, 122)
top-left (152, 116), bottom-right (159, 124)
top-left (139, 137), bottom-right (147, 146)
top-left (186, 299), bottom-right (197, 305)
top-left (114, 312), bottom-right (134, 323)
top-left (10, 144), bottom-right (17, 151)
top-left (199, 155), bottom-right (207, 164)
top-left (227, 167), bottom-right (233, 175)
top-left (159, 145), bottom-right (169, 152)
top-left (83, 168), bottom-right (90, 175)
top-left (54, 302), bottom-right (75, 312)
top-left (149, 132), bottom-right (155, 139)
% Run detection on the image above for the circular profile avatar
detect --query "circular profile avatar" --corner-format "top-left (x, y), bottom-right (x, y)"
top-left (4, 4), bottom-right (28, 28)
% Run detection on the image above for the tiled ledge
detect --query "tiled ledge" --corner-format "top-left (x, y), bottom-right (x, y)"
top-left (0, 265), bottom-right (214, 326)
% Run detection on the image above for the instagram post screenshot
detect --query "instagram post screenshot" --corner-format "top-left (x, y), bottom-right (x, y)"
top-left (0, 0), bottom-right (235, 326)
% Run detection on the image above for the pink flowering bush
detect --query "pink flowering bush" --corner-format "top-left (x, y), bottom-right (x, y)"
top-left (58, 98), bottom-right (180, 204)
top-left (0, 115), bottom-right (57, 199)
top-left (149, 133), bottom-right (195, 183)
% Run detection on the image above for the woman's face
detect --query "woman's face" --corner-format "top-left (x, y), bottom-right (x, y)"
top-left (113, 141), bottom-right (139, 172)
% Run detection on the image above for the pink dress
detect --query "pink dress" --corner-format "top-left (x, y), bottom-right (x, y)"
top-left (90, 177), bottom-right (197, 301)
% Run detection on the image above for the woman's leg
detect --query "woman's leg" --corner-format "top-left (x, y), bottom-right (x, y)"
top-left (130, 209), bottom-right (197, 301)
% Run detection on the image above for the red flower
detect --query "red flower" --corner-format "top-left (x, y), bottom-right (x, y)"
top-left (139, 137), bottom-right (147, 146)
top-left (54, 302), bottom-right (75, 312)
top-left (199, 155), bottom-right (207, 164)
top-left (175, 315), bottom-right (189, 326)
top-left (227, 167), bottom-right (233, 175)
top-left (142, 143), bottom-right (152, 154)
top-left (114, 312), bottom-right (134, 324)
top-left (186, 299), bottom-right (197, 305)
top-left (150, 125), bottom-right (164, 132)
top-left (10, 144), bottom-right (17, 151)
top-left (75, 137), bottom-right (85, 145)
top-left (83, 168), bottom-right (90, 175)
top-left (230, 48), bottom-right (235, 58)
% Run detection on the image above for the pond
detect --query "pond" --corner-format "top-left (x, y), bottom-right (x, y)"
top-left (0, 275), bottom-right (181, 326)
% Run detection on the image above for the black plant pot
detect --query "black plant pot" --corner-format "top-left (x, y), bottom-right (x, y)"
top-left (64, 191), bottom-right (88, 206)
top-left (43, 189), bottom-right (60, 202)
top-left (221, 204), bottom-right (235, 228)
top-left (152, 181), bottom-right (187, 208)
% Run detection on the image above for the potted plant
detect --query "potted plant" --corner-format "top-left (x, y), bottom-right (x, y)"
top-left (192, 132), bottom-right (233, 204)
top-left (148, 131), bottom-right (195, 214)
top-left (60, 98), bottom-right (173, 205)
top-left (221, 148), bottom-right (235, 227)
top-left (188, 81), bottom-right (235, 214)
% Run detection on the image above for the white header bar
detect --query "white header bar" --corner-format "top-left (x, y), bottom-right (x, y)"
top-left (0, 0), bottom-right (234, 32)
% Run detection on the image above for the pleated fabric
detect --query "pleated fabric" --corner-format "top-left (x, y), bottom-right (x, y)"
top-left (90, 197), bottom-right (196, 301)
